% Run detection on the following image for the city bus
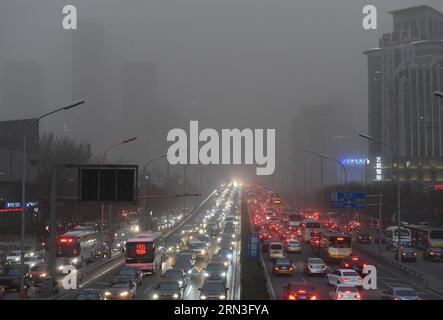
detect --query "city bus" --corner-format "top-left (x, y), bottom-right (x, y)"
top-left (125, 232), bottom-right (164, 273)
top-left (301, 219), bottom-right (322, 242)
top-left (314, 231), bottom-right (352, 261)
top-left (405, 225), bottom-right (443, 249)
top-left (56, 230), bottom-right (99, 269)
top-left (384, 226), bottom-right (412, 249)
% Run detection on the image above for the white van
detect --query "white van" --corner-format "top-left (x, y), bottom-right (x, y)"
top-left (269, 242), bottom-right (284, 259)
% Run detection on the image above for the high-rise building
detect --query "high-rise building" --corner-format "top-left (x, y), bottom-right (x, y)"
top-left (364, 5), bottom-right (443, 186)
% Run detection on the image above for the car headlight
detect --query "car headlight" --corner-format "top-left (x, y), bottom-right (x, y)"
top-left (40, 273), bottom-right (47, 278)
top-left (71, 258), bottom-right (78, 265)
top-left (30, 263), bottom-right (36, 268)
top-left (120, 291), bottom-right (129, 297)
top-left (152, 293), bottom-right (159, 300)
top-left (204, 272), bottom-right (209, 277)
top-left (219, 294), bottom-right (226, 300)
top-left (221, 272), bottom-right (226, 277)
top-left (104, 292), bottom-right (111, 296)
top-left (178, 280), bottom-right (183, 286)
top-left (200, 295), bottom-right (207, 300)
top-left (201, 249), bottom-right (206, 254)
top-left (224, 262), bottom-right (228, 267)
top-left (58, 266), bottom-right (64, 271)
top-left (15, 257), bottom-right (20, 261)
top-left (173, 293), bottom-right (179, 299)
top-left (227, 254), bottom-right (232, 260)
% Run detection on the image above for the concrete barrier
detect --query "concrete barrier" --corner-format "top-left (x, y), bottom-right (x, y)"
top-left (353, 243), bottom-right (428, 285)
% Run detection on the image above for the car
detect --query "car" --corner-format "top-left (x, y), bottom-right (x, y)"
top-left (116, 267), bottom-right (143, 285)
top-left (210, 254), bottom-right (230, 269)
top-left (285, 239), bottom-right (301, 253)
top-left (381, 287), bottom-right (421, 300)
top-left (173, 260), bottom-right (194, 277)
top-left (161, 268), bottom-right (187, 289)
top-left (269, 242), bottom-right (285, 259)
top-left (199, 280), bottom-right (229, 300)
top-left (355, 232), bottom-right (372, 244)
top-left (422, 247), bottom-right (443, 261)
top-left (150, 280), bottom-right (182, 300)
top-left (5, 251), bottom-right (22, 265)
top-left (104, 276), bottom-right (137, 300)
top-left (31, 264), bottom-right (50, 284)
top-left (204, 262), bottom-right (227, 283)
top-left (282, 282), bottom-right (318, 300)
top-left (75, 288), bottom-right (107, 300)
top-left (327, 269), bottom-right (363, 287)
top-left (303, 257), bottom-right (327, 276)
top-left (340, 256), bottom-right (368, 276)
top-left (181, 225), bottom-right (194, 234)
top-left (272, 258), bottom-right (295, 275)
top-left (175, 251), bottom-right (196, 266)
top-left (329, 284), bottom-right (361, 300)
top-left (187, 240), bottom-right (209, 258)
top-left (24, 255), bottom-right (44, 270)
top-left (0, 264), bottom-right (32, 291)
top-left (395, 247), bottom-right (417, 262)
top-left (217, 247), bottom-right (234, 262)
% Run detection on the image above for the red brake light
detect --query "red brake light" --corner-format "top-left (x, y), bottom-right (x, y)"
top-left (352, 257), bottom-right (359, 261)
top-left (298, 290), bottom-right (306, 294)
top-left (310, 295), bottom-right (317, 300)
top-left (288, 294), bottom-right (296, 300)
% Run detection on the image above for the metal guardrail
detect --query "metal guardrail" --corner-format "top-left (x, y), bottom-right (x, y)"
top-left (259, 252), bottom-right (276, 300)
top-left (353, 243), bottom-right (428, 285)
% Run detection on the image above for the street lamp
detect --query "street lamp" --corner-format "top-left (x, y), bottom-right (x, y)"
top-left (358, 133), bottom-right (402, 263)
top-left (299, 148), bottom-right (348, 212)
top-left (20, 99), bottom-right (85, 299)
top-left (100, 136), bottom-right (138, 256)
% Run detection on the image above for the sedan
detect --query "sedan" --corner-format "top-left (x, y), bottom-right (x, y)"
top-left (150, 280), bottom-right (182, 300)
top-left (329, 284), bottom-right (361, 300)
top-left (161, 268), bottom-right (187, 289)
top-left (117, 267), bottom-right (143, 285)
top-left (285, 239), bottom-right (302, 253)
top-left (381, 287), bottom-right (421, 300)
top-left (199, 280), bottom-right (228, 300)
top-left (104, 276), bottom-right (137, 300)
top-left (340, 256), bottom-right (368, 276)
top-left (204, 262), bottom-right (227, 283)
top-left (272, 258), bottom-right (295, 275)
top-left (423, 247), bottom-right (443, 262)
top-left (75, 288), bottom-right (107, 300)
top-left (395, 247), bottom-right (417, 262)
top-left (303, 258), bottom-right (327, 276)
top-left (327, 269), bottom-right (363, 287)
top-left (282, 283), bottom-right (318, 300)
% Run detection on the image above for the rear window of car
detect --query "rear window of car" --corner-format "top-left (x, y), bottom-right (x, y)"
top-left (270, 244), bottom-right (283, 250)
top-left (395, 290), bottom-right (416, 297)
top-left (337, 286), bottom-right (357, 292)
top-left (310, 258), bottom-right (323, 264)
top-left (342, 271), bottom-right (358, 277)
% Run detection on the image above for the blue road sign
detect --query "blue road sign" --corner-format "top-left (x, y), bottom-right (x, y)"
top-left (331, 192), bottom-right (366, 209)
top-left (248, 233), bottom-right (260, 259)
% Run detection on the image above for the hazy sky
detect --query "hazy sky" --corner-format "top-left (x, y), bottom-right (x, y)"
top-left (1, 0), bottom-right (442, 192)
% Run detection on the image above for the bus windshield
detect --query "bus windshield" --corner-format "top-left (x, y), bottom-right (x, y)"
top-left (393, 230), bottom-right (410, 237)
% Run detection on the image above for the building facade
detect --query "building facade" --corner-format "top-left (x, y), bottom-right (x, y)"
top-left (364, 5), bottom-right (443, 187)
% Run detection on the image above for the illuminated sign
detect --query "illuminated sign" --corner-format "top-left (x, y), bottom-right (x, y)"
top-left (375, 156), bottom-right (383, 181)
top-left (341, 158), bottom-right (370, 166)
top-left (135, 243), bottom-right (147, 255)
top-left (5, 201), bottom-right (38, 209)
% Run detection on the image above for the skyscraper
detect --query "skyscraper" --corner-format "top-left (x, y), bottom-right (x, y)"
top-left (364, 5), bottom-right (443, 186)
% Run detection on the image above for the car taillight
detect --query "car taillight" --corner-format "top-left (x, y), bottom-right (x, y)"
top-left (394, 297), bottom-right (401, 300)
top-left (289, 267), bottom-right (293, 271)
top-left (343, 278), bottom-right (350, 282)
top-left (310, 295), bottom-right (317, 300)
top-left (338, 294), bottom-right (343, 299)
top-left (274, 266), bottom-right (279, 270)
top-left (356, 294), bottom-right (361, 300)
top-left (288, 294), bottom-right (296, 300)
top-left (344, 263), bottom-right (349, 267)
top-left (413, 253), bottom-right (417, 256)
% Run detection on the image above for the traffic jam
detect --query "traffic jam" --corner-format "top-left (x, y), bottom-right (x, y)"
top-left (246, 184), bottom-right (426, 300)
top-left (68, 183), bottom-right (241, 300)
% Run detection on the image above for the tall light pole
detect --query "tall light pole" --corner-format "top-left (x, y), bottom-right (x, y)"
top-left (359, 133), bottom-right (401, 263)
top-left (289, 157), bottom-right (307, 207)
top-left (20, 100), bottom-right (85, 299)
top-left (101, 136), bottom-right (138, 256)
top-left (299, 148), bottom-right (348, 213)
